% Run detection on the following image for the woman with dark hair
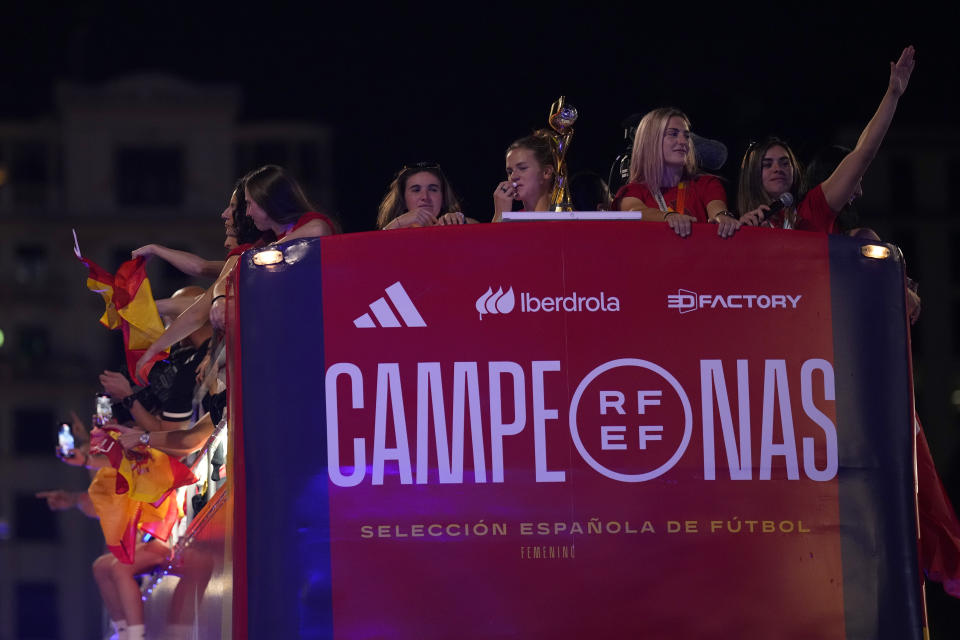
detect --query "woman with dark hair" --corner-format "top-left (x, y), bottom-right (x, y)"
top-left (611, 107), bottom-right (739, 238)
top-left (130, 179), bottom-right (262, 322)
top-left (738, 46), bottom-right (915, 231)
top-left (132, 178), bottom-right (261, 279)
top-left (134, 168), bottom-right (333, 381)
top-left (377, 162), bottom-right (470, 229)
top-left (243, 164), bottom-right (337, 238)
top-left (493, 132), bottom-right (557, 221)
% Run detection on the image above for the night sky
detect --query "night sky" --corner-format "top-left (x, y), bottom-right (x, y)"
top-left (1, 3), bottom-right (952, 230)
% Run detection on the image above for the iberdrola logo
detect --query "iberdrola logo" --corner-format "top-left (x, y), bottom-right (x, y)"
top-left (476, 286), bottom-right (516, 320)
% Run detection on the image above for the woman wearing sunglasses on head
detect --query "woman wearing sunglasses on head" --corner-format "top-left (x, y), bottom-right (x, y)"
top-left (377, 162), bottom-right (474, 229)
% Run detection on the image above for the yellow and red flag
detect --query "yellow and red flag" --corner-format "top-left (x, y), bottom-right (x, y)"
top-left (74, 232), bottom-right (168, 379)
top-left (88, 429), bottom-right (197, 563)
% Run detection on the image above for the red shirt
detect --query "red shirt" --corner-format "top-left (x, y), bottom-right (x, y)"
top-left (611, 175), bottom-right (727, 222)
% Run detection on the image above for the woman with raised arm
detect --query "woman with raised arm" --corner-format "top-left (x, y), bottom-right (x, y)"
top-left (131, 179), bottom-right (262, 275)
top-left (493, 132), bottom-right (558, 222)
top-left (611, 107), bottom-right (739, 238)
top-left (131, 180), bottom-right (262, 320)
top-left (737, 46), bottom-right (916, 231)
top-left (377, 162), bottom-right (471, 229)
top-left (134, 166), bottom-right (335, 382)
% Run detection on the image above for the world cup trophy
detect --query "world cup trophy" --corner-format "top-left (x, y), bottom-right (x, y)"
top-left (547, 96), bottom-right (578, 212)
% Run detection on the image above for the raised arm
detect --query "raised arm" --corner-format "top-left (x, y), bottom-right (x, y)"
top-left (134, 255), bottom-right (238, 382)
top-left (132, 244), bottom-right (224, 279)
top-left (820, 46), bottom-right (915, 212)
top-left (155, 292), bottom-right (203, 318)
top-left (135, 287), bottom-right (213, 383)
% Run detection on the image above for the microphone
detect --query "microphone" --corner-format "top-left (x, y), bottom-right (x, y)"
top-left (762, 192), bottom-right (795, 221)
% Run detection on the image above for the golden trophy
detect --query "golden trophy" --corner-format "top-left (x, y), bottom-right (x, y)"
top-left (547, 96), bottom-right (578, 212)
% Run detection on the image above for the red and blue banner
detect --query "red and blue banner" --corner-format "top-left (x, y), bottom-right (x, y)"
top-left (230, 222), bottom-right (922, 639)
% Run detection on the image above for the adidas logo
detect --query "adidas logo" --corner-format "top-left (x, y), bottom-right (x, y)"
top-left (354, 282), bottom-right (427, 328)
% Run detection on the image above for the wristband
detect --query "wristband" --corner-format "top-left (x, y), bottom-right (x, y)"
top-left (710, 211), bottom-right (737, 223)
top-left (211, 295), bottom-right (226, 304)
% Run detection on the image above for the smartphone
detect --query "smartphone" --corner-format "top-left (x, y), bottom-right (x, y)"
top-left (57, 423), bottom-right (76, 458)
top-left (95, 393), bottom-right (113, 426)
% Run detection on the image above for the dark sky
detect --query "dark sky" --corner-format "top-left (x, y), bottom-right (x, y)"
top-left (1, 3), bottom-right (951, 230)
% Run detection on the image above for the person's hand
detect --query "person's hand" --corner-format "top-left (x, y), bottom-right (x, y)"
top-left (131, 245), bottom-right (158, 260)
top-left (713, 213), bottom-right (741, 239)
top-left (134, 348), bottom-right (158, 386)
top-left (664, 212), bottom-right (696, 238)
top-left (437, 212), bottom-right (467, 225)
top-left (114, 424), bottom-right (148, 450)
top-left (68, 411), bottom-right (90, 445)
top-left (888, 45), bottom-right (915, 98)
top-left (195, 353), bottom-right (212, 384)
top-left (385, 208), bottom-right (437, 229)
top-left (906, 286), bottom-right (921, 325)
top-left (210, 297), bottom-right (226, 331)
top-left (739, 206), bottom-right (767, 227)
top-left (56, 443), bottom-right (88, 467)
top-left (99, 370), bottom-right (133, 399)
top-left (494, 181), bottom-right (518, 211)
top-left (36, 490), bottom-right (79, 511)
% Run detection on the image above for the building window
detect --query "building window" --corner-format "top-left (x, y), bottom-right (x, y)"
top-left (17, 325), bottom-right (50, 364)
top-left (11, 140), bottom-right (48, 206)
top-left (115, 146), bottom-right (184, 206)
top-left (14, 244), bottom-right (48, 285)
top-left (16, 582), bottom-right (60, 639)
top-left (15, 492), bottom-right (59, 542)
top-left (13, 407), bottom-right (56, 456)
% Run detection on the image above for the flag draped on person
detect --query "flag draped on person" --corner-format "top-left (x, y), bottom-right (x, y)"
top-left (74, 233), bottom-right (168, 379)
top-left (87, 429), bottom-right (197, 563)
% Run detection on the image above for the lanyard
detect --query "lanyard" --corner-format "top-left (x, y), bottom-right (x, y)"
top-left (653, 182), bottom-right (686, 214)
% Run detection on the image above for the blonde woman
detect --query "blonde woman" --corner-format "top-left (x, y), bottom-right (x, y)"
top-left (612, 107), bottom-right (738, 238)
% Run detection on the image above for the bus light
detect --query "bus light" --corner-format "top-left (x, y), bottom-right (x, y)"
top-left (860, 244), bottom-right (891, 260)
top-left (253, 248), bottom-right (284, 266)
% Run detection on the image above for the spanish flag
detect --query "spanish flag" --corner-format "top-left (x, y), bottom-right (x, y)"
top-left (75, 237), bottom-right (168, 379)
top-left (88, 429), bottom-right (197, 563)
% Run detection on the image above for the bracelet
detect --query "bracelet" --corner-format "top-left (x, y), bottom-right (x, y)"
top-left (663, 211), bottom-right (679, 221)
top-left (711, 210), bottom-right (738, 222)
top-left (211, 295), bottom-right (226, 304)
